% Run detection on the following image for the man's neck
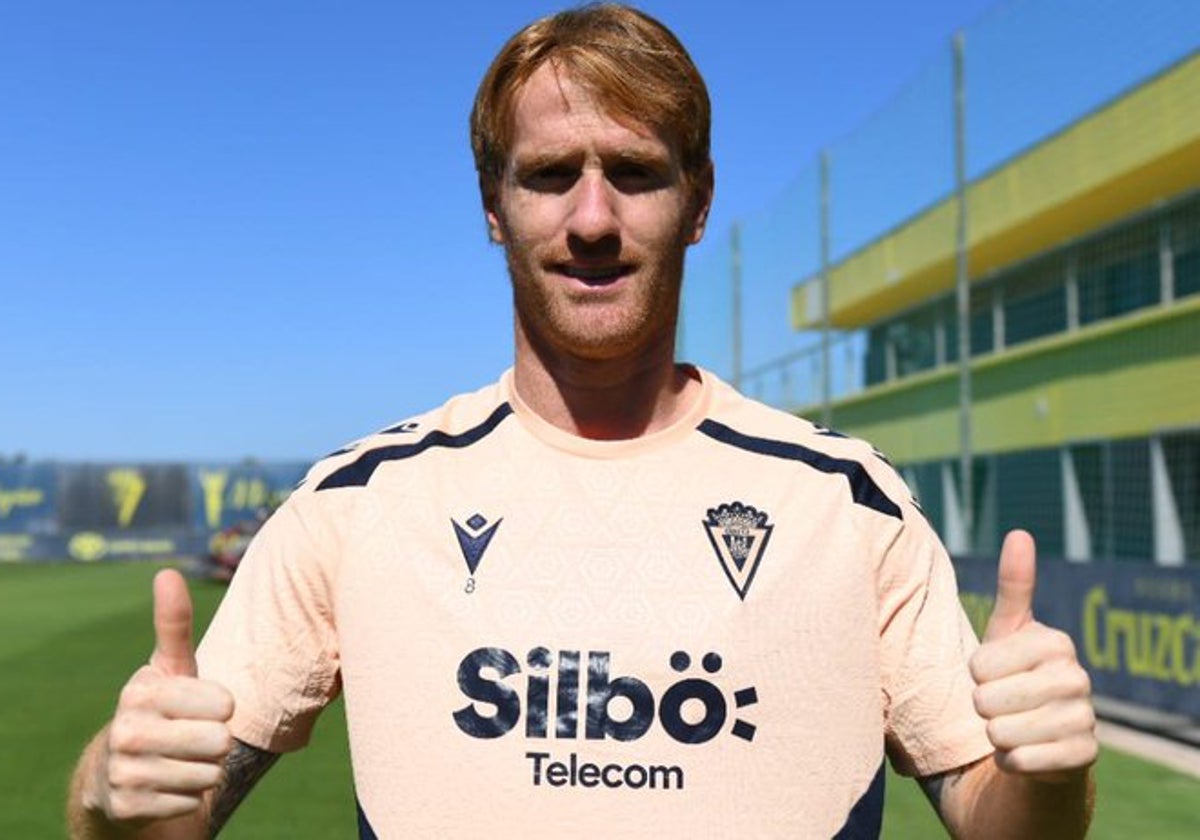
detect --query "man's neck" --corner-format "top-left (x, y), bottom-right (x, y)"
top-left (512, 338), bottom-right (701, 441)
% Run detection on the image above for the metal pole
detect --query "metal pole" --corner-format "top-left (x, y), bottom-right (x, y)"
top-left (731, 221), bottom-right (743, 390)
top-left (953, 31), bottom-right (974, 549)
top-left (820, 150), bottom-right (832, 428)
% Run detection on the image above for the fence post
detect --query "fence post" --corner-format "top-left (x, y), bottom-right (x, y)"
top-left (953, 31), bottom-right (974, 550)
top-left (820, 150), bottom-right (832, 428)
top-left (731, 221), bottom-right (743, 390)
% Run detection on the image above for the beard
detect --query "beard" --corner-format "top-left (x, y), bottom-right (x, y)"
top-left (505, 239), bottom-right (687, 363)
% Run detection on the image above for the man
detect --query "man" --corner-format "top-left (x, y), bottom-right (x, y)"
top-left (68, 5), bottom-right (1097, 837)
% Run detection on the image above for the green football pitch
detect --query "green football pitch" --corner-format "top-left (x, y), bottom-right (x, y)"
top-left (2, 561), bottom-right (1197, 838)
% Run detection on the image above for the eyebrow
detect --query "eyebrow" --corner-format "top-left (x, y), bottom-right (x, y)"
top-left (511, 150), bottom-right (581, 172)
top-left (511, 147), bottom-right (673, 172)
top-left (608, 148), bottom-right (672, 167)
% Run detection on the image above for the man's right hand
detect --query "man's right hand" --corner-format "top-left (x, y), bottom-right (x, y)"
top-left (83, 569), bottom-right (235, 826)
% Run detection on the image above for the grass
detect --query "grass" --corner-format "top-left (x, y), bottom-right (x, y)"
top-left (2, 561), bottom-right (1197, 837)
top-left (0, 561), bottom-right (353, 838)
top-left (883, 753), bottom-right (1200, 838)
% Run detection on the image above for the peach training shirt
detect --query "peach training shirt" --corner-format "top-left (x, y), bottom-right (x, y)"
top-left (196, 368), bottom-right (993, 838)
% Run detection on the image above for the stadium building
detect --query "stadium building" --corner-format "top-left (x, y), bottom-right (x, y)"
top-left (787, 50), bottom-right (1200, 566)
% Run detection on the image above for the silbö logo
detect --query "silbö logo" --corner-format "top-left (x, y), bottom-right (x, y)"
top-left (453, 646), bottom-right (758, 790)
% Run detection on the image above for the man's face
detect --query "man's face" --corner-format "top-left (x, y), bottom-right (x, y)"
top-left (486, 62), bottom-right (712, 364)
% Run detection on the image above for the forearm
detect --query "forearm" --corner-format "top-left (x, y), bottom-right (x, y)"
top-left (946, 756), bottom-right (1094, 840)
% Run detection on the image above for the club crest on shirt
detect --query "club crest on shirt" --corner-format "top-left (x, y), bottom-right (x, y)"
top-left (703, 502), bottom-right (773, 601)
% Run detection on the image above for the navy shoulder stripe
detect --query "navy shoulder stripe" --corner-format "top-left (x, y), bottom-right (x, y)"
top-left (317, 403), bottom-right (513, 490)
top-left (697, 419), bottom-right (902, 520)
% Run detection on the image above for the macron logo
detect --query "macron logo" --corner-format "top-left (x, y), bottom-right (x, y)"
top-left (452, 514), bottom-right (502, 575)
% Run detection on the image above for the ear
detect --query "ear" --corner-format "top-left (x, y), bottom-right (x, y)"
top-left (686, 161), bottom-right (715, 245)
top-left (480, 177), bottom-right (506, 244)
top-left (485, 206), bottom-right (505, 244)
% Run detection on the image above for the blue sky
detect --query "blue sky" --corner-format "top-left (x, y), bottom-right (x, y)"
top-left (3, 0), bottom-right (1011, 462)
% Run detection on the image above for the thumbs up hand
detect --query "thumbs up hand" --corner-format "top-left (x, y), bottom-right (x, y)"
top-left (969, 531), bottom-right (1098, 781)
top-left (150, 567), bottom-right (202, 677)
top-left (86, 569), bottom-right (235, 824)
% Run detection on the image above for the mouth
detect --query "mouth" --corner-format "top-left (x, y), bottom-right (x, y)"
top-left (555, 263), bottom-right (634, 287)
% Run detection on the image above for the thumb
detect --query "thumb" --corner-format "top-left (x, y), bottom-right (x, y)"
top-left (150, 568), bottom-right (197, 677)
top-left (984, 529), bottom-right (1037, 642)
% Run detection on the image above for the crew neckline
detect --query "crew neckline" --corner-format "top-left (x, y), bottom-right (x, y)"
top-left (502, 365), bottom-right (712, 459)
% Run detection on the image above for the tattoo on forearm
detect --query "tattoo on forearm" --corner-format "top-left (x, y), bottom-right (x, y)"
top-left (918, 765), bottom-right (969, 817)
top-left (209, 739), bottom-right (280, 837)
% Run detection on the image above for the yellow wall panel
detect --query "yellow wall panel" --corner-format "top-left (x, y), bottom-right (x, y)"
top-left (818, 301), bottom-right (1200, 463)
top-left (792, 53), bottom-right (1200, 330)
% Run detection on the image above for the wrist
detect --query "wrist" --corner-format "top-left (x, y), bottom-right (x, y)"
top-left (77, 730), bottom-right (111, 813)
top-left (989, 759), bottom-right (1095, 840)
top-left (69, 728), bottom-right (130, 840)
top-left (1021, 767), bottom-right (1089, 786)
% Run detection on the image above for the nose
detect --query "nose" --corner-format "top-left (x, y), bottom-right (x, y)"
top-left (566, 170), bottom-right (619, 243)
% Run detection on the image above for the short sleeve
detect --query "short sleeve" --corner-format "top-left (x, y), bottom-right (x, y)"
top-left (876, 507), bottom-right (994, 777)
top-left (194, 491), bottom-right (342, 753)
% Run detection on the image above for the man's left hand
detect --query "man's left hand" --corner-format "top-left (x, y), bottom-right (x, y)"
top-left (969, 530), bottom-right (1099, 781)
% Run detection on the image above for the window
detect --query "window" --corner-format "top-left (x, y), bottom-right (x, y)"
top-left (1004, 255), bottom-right (1067, 347)
top-left (1078, 221), bottom-right (1159, 325)
top-left (863, 324), bottom-right (889, 386)
top-left (944, 287), bottom-right (995, 361)
top-left (1171, 197), bottom-right (1200, 300)
top-left (888, 306), bottom-right (939, 377)
top-left (863, 299), bottom-right (945, 385)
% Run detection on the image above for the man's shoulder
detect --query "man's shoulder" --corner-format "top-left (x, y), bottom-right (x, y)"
top-left (294, 374), bottom-right (513, 494)
top-left (705, 375), bottom-right (883, 463)
top-left (702, 373), bottom-right (913, 517)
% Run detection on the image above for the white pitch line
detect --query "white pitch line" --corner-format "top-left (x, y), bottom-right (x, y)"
top-left (1097, 720), bottom-right (1200, 779)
